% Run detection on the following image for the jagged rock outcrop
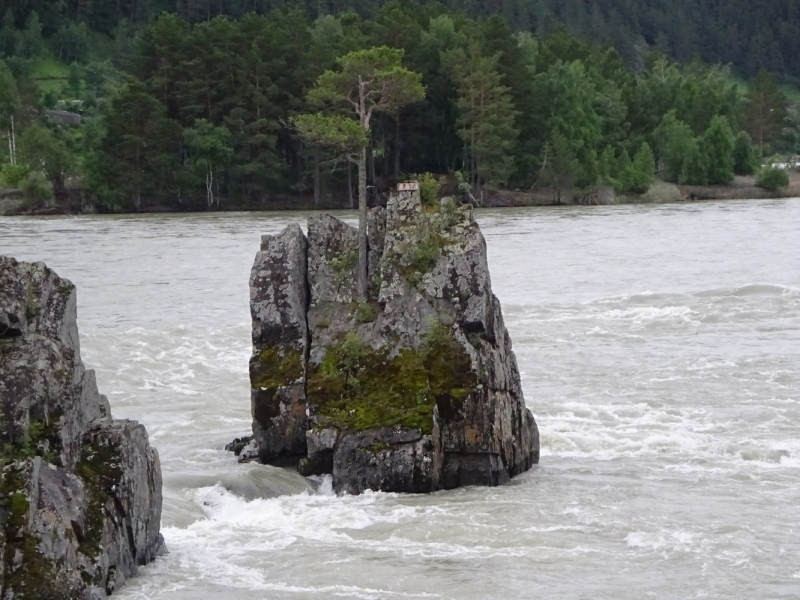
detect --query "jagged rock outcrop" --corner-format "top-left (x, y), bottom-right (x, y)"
top-left (243, 186), bottom-right (539, 494)
top-left (0, 257), bottom-right (165, 599)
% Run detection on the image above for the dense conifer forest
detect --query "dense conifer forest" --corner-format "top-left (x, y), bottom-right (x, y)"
top-left (0, 0), bottom-right (797, 211)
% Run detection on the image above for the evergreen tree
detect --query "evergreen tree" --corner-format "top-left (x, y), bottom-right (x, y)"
top-left (446, 44), bottom-right (519, 191)
top-left (297, 47), bottom-right (424, 300)
top-left (18, 11), bottom-right (43, 59)
top-left (540, 130), bottom-right (579, 203)
top-left (619, 142), bottom-right (655, 194)
top-left (654, 110), bottom-right (695, 183)
top-left (681, 142), bottom-right (709, 185)
top-left (701, 116), bottom-right (736, 185)
top-left (745, 70), bottom-right (787, 154)
top-left (89, 80), bottom-right (182, 211)
top-left (732, 131), bottom-right (758, 176)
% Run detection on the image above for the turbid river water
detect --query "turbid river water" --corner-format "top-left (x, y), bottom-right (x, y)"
top-left (1, 199), bottom-right (799, 599)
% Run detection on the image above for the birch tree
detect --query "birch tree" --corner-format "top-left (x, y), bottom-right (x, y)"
top-left (0, 60), bottom-right (19, 166)
top-left (185, 119), bottom-right (233, 208)
top-left (295, 47), bottom-right (424, 301)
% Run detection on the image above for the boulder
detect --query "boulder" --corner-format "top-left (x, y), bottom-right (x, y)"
top-left (0, 257), bottom-right (164, 599)
top-left (249, 225), bottom-right (308, 463)
top-left (237, 187), bottom-right (539, 494)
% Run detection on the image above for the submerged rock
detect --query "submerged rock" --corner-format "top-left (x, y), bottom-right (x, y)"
top-left (240, 186), bottom-right (539, 494)
top-left (0, 257), bottom-right (164, 599)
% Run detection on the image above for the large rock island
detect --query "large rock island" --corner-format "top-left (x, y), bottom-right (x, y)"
top-left (0, 257), bottom-right (164, 599)
top-left (244, 186), bottom-right (539, 494)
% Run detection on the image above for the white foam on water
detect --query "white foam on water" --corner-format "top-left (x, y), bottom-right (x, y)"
top-left (4, 200), bottom-right (800, 599)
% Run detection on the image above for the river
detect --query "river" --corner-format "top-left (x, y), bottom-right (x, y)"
top-left (1, 199), bottom-right (799, 599)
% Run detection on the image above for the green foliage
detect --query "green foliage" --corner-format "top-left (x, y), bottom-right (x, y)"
top-left (415, 173), bottom-right (440, 206)
top-left (87, 79), bottom-right (181, 211)
top-left (681, 143), bottom-right (710, 186)
top-left (755, 167), bottom-right (789, 191)
top-left (251, 346), bottom-right (304, 392)
top-left (0, 163), bottom-right (27, 187)
top-left (331, 248), bottom-right (358, 288)
top-left (733, 131), bottom-right (758, 176)
top-left (654, 110), bottom-right (696, 183)
top-left (701, 116), bottom-right (736, 184)
top-left (184, 118), bottom-right (233, 207)
top-left (745, 70), bottom-right (787, 153)
top-left (618, 142), bottom-right (655, 194)
top-left (18, 122), bottom-right (74, 197)
top-left (0, 59), bottom-right (19, 127)
top-left (412, 240), bottom-right (440, 273)
top-left (53, 20), bottom-right (90, 63)
top-left (293, 113), bottom-right (367, 154)
top-left (308, 324), bottom-right (476, 433)
top-left (21, 171), bottom-right (52, 207)
top-left (445, 44), bottom-right (519, 189)
top-left (539, 131), bottom-right (580, 201)
top-left (0, 3), bottom-right (790, 212)
top-left (354, 303), bottom-right (378, 324)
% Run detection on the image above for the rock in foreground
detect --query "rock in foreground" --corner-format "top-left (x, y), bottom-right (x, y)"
top-left (0, 257), bottom-right (164, 599)
top-left (243, 187), bottom-right (539, 494)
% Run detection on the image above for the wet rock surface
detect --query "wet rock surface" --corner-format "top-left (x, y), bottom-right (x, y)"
top-left (238, 188), bottom-right (539, 494)
top-left (0, 256), bottom-right (164, 599)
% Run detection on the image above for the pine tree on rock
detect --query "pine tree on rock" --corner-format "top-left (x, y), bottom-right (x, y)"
top-left (294, 46), bottom-right (424, 301)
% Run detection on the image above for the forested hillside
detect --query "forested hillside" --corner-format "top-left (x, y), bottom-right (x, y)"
top-left (4, 0), bottom-right (799, 79)
top-left (0, 1), bottom-right (796, 211)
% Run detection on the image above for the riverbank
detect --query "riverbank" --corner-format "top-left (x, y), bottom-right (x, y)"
top-left (2, 173), bottom-right (798, 216)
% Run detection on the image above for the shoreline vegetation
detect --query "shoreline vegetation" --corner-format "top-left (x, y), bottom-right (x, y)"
top-left (2, 173), bottom-right (799, 217)
top-left (2, 2), bottom-right (800, 216)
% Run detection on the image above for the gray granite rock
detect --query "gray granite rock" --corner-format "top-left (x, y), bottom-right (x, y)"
top-left (0, 256), bottom-right (164, 599)
top-left (249, 225), bottom-right (309, 463)
top-left (239, 187), bottom-right (539, 495)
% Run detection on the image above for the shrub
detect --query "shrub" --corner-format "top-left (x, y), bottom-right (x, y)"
top-left (412, 239), bottom-right (439, 273)
top-left (355, 303), bottom-right (377, 324)
top-left (756, 167), bottom-right (789, 191)
top-left (701, 115), bottom-right (735, 184)
top-left (642, 182), bottom-right (683, 204)
top-left (1, 163), bottom-right (29, 188)
top-left (415, 173), bottom-right (441, 206)
top-left (21, 172), bottom-right (53, 209)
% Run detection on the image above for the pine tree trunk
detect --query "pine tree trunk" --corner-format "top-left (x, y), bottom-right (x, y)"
top-left (367, 144), bottom-right (375, 198)
top-left (348, 161), bottom-right (354, 208)
top-left (10, 116), bottom-right (16, 166)
top-left (357, 147), bottom-right (368, 301)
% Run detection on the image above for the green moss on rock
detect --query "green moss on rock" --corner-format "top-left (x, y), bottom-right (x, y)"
top-left (251, 346), bottom-right (303, 391)
top-left (75, 435), bottom-right (123, 560)
top-left (307, 325), bottom-right (476, 434)
top-left (1, 462), bottom-right (62, 599)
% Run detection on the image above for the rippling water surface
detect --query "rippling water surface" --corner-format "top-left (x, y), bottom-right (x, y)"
top-left (1, 199), bottom-right (799, 599)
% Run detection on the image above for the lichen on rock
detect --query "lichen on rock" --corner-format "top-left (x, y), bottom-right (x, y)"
top-left (0, 256), bottom-right (164, 599)
top-left (238, 185), bottom-right (539, 494)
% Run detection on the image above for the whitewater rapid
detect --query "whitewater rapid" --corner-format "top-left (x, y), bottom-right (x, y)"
top-left (1, 199), bottom-right (798, 599)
